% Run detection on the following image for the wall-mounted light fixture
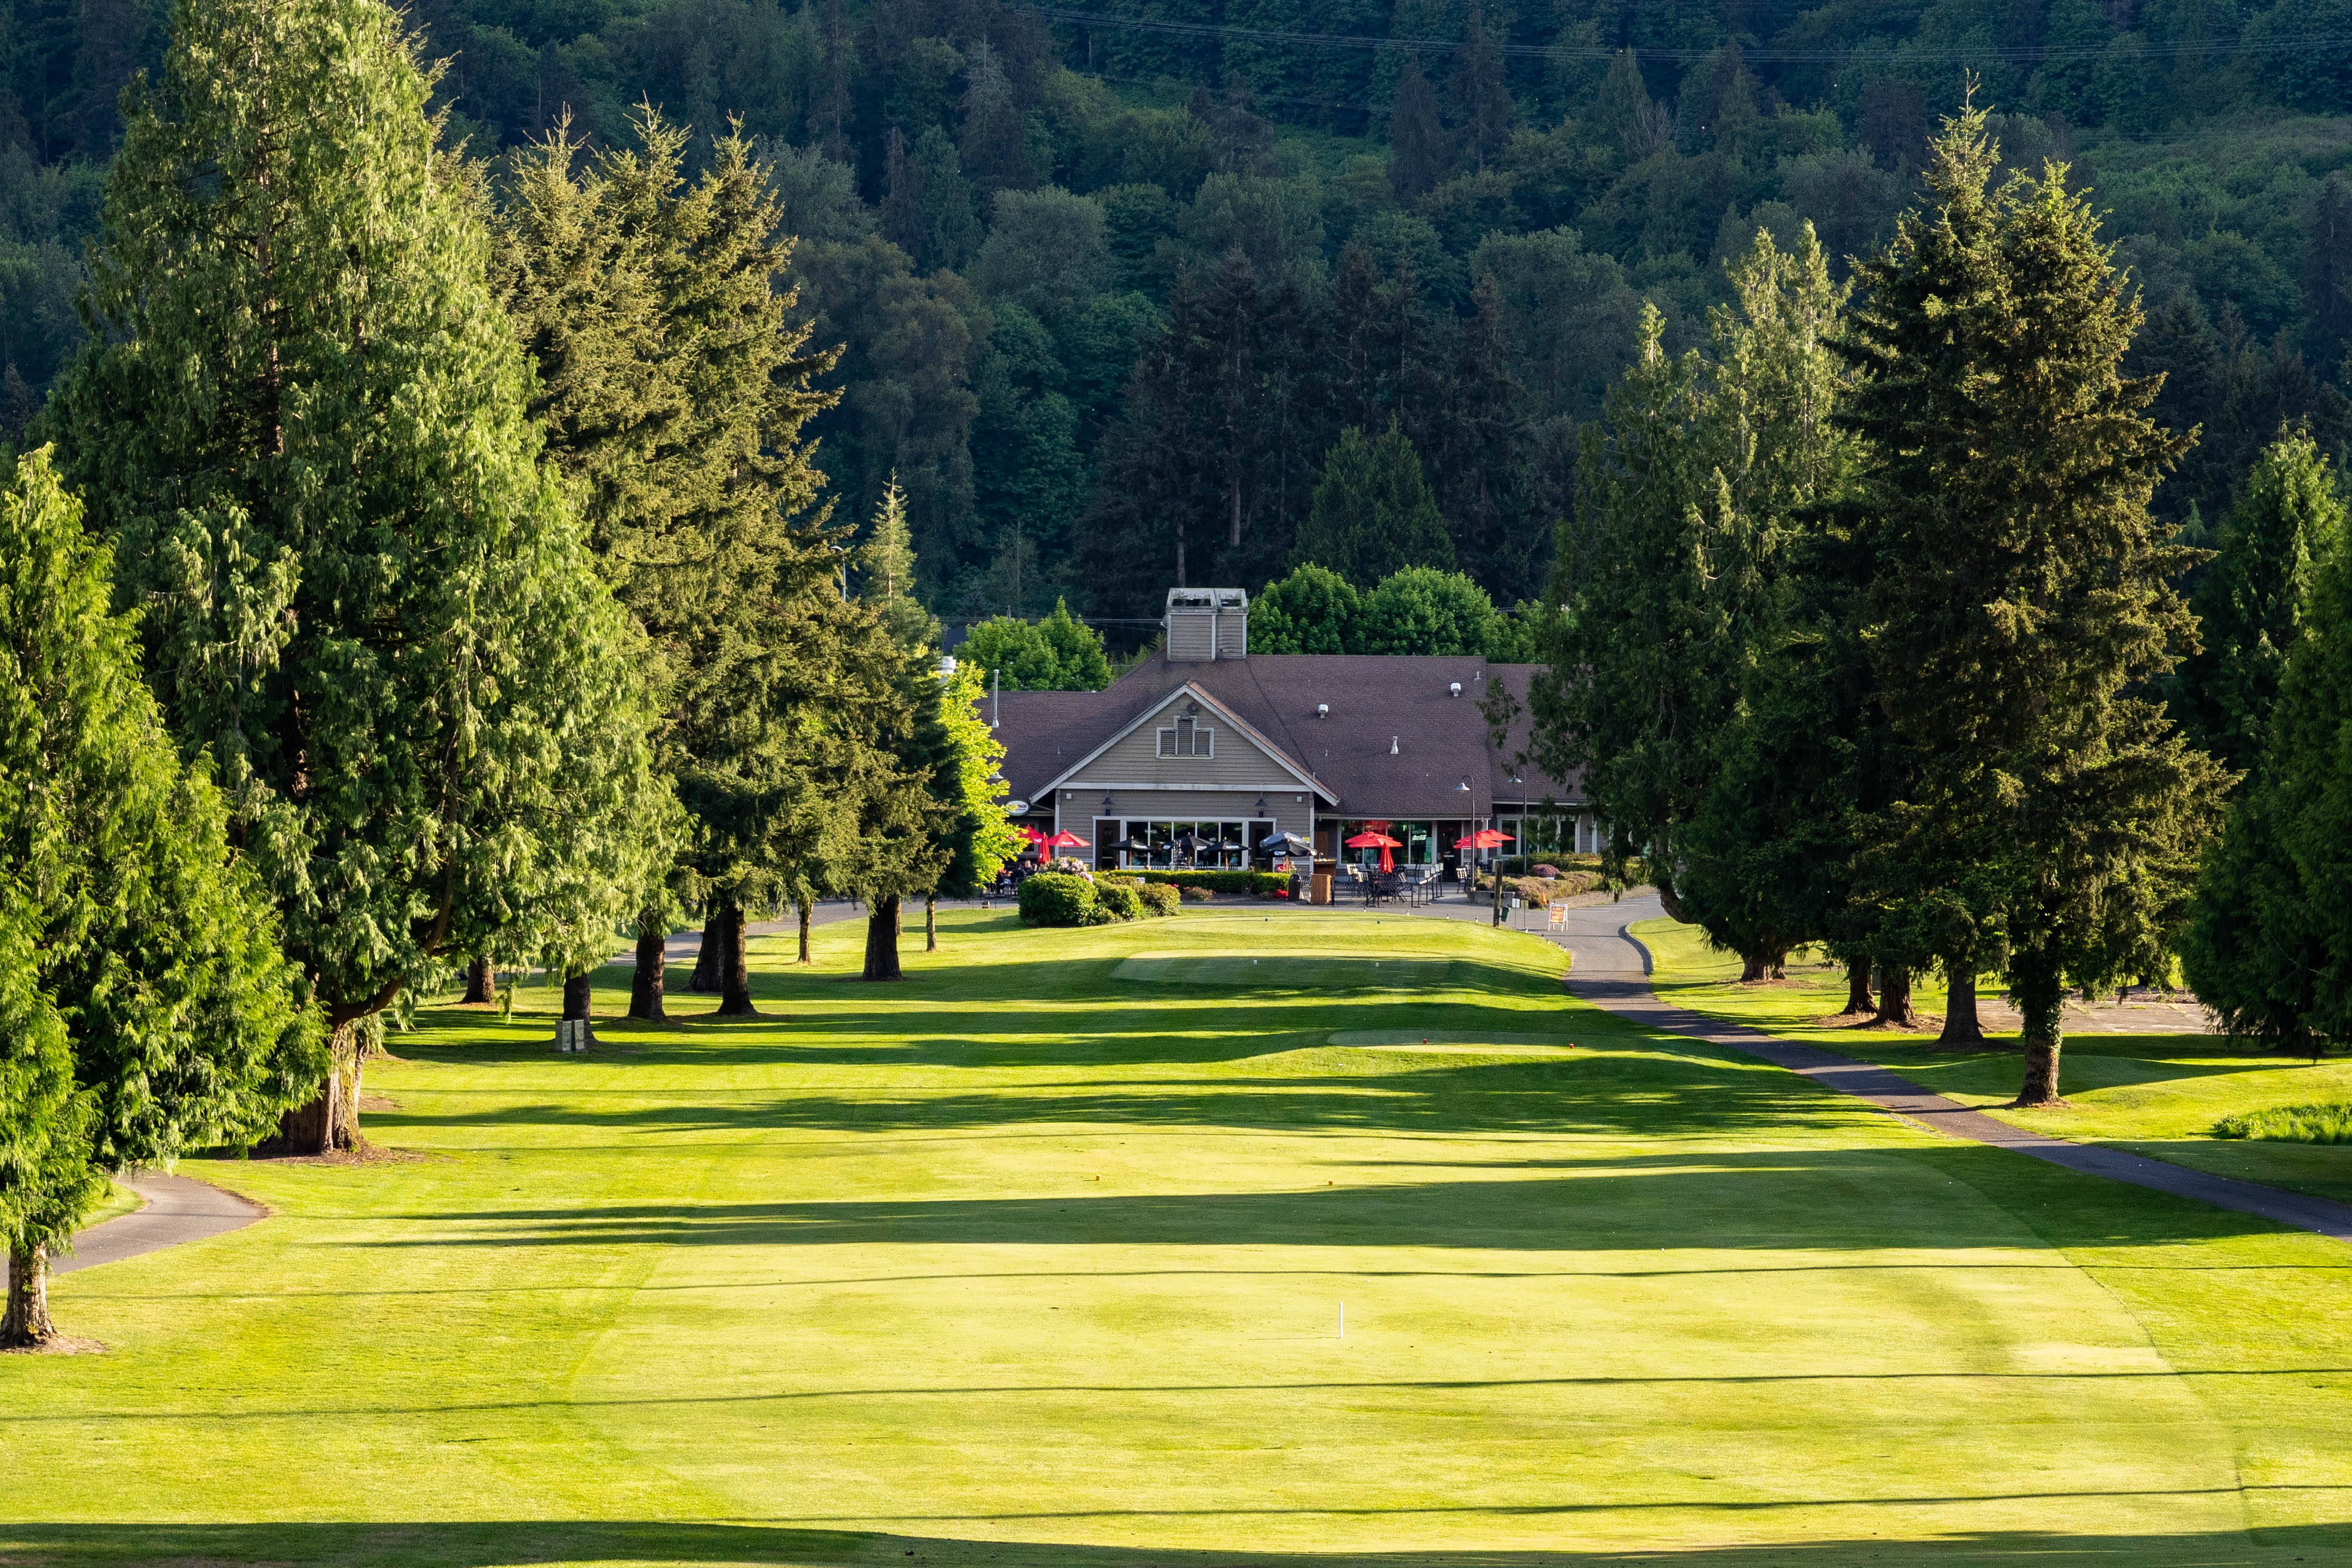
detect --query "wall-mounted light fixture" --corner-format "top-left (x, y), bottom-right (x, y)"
top-left (1457, 778), bottom-right (1472, 792)
top-left (1252, 797), bottom-right (1267, 814)
top-left (1102, 794), bottom-right (1115, 814)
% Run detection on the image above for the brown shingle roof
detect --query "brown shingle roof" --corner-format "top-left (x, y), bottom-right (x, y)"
top-left (993, 654), bottom-right (1581, 819)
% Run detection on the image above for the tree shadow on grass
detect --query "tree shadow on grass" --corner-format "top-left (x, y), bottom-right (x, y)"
top-left (6, 1518), bottom-right (2349, 1567)
top-left (362, 1047), bottom-right (1870, 1142)
top-left (347, 1144), bottom-right (2305, 1254)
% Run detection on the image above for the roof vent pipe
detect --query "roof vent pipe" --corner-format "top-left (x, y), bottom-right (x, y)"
top-left (1316, 703), bottom-right (1328, 718)
top-left (1390, 736), bottom-right (1399, 755)
top-left (1449, 681), bottom-right (1461, 697)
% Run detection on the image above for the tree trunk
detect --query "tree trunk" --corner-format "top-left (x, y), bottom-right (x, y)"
top-left (1654, 877), bottom-right (1686, 922)
top-left (2, 1242), bottom-right (54, 1346)
top-left (2011, 955), bottom-right (2068, 1105)
top-left (1838, 957), bottom-right (1875, 1016)
top-left (558, 970), bottom-right (596, 1046)
top-left (893, 900), bottom-right (903, 938)
top-left (716, 901), bottom-right (757, 1016)
top-left (272, 1018), bottom-right (361, 1153)
top-left (689, 906), bottom-right (733, 993)
top-left (629, 915), bottom-right (666, 1021)
top-left (1769, 951), bottom-right (1787, 980)
top-left (1872, 965), bottom-right (1919, 1029)
top-left (1937, 962), bottom-right (1985, 1046)
top-left (1739, 953), bottom-right (1769, 982)
top-left (925, 893), bottom-right (938, 952)
top-left (797, 896), bottom-right (813, 964)
top-left (462, 956), bottom-right (497, 1006)
top-left (864, 896), bottom-right (903, 980)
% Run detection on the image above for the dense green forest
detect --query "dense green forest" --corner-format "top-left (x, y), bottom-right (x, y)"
top-left (10, 0), bottom-right (2352, 629)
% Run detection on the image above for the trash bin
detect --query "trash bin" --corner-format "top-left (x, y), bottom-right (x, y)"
top-left (1310, 871), bottom-right (1333, 905)
top-left (1290, 871), bottom-right (1311, 902)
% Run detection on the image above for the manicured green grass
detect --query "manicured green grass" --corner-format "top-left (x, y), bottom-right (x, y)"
top-left (6, 908), bottom-right (2350, 1565)
top-left (1638, 917), bottom-right (2352, 1208)
top-left (76, 1179), bottom-right (143, 1230)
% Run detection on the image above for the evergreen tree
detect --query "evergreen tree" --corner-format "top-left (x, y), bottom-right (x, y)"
top-left (1389, 54), bottom-right (1450, 201)
top-left (1836, 108), bottom-right (2228, 1104)
top-left (0, 451), bottom-right (319, 1345)
top-left (1653, 224), bottom-right (1861, 976)
top-left (863, 475), bottom-right (939, 650)
top-left (494, 112), bottom-right (840, 1033)
top-left (2182, 515), bottom-right (2352, 1053)
top-left (1249, 562), bottom-right (1361, 653)
top-left (2173, 431), bottom-right (2347, 779)
top-left (2304, 172), bottom-right (2352, 367)
top-left (52, 0), bottom-right (661, 1148)
top-left (1293, 421), bottom-right (1454, 584)
top-left (1444, 7), bottom-right (1514, 175)
top-left (1525, 304), bottom-right (1713, 915)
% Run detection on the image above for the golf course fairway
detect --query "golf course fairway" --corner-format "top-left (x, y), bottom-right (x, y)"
top-left (5, 907), bottom-right (2348, 1566)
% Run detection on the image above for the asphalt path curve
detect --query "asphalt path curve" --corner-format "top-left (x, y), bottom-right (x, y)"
top-left (0, 1172), bottom-right (267, 1295)
top-left (1521, 889), bottom-right (2352, 1246)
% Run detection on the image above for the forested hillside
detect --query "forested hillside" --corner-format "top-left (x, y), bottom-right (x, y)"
top-left (10, 0), bottom-right (2352, 629)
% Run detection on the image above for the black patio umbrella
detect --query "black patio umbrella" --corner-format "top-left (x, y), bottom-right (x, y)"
top-left (1170, 830), bottom-right (1210, 865)
top-left (1118, 835), bottom-right (1156, 859)
top-left (1258, 831), bottom-right (1313, 855)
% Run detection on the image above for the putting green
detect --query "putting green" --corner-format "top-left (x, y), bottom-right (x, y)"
top-left (1114, 950), bottom-right (1453, 988)
top-left (4, 908), bottom-right (2348, 1566)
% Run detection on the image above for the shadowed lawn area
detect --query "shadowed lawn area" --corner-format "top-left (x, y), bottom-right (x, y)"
top-left (5, 909), bottom-right (2350, 1565)
top-left (1637, 917), bottom-right (2352, 1208)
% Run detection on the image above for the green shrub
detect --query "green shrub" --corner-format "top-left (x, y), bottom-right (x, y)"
top-left (1132, 869), bottom-right (1288, 896)
top-left (2213, 1102), bottom-right (2352, 1143)
top-left (1018, 872), bottom-right (1098, 927)
top-left (1095, 881), bottom-right (1145, 920)
top-left (1133, 883), bottom-right (1181, 917)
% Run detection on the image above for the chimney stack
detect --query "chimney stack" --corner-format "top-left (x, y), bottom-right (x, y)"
top-left (1165, 587), bottom-right (1248, 662)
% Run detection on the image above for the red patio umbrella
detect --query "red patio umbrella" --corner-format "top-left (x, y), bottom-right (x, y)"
top-left (1043, 830), bottom-right (1090, 850)
top-left (1453, 829), bottom-right (1514, 850)
top-left (1344, 829), bottom-right (1402, 874)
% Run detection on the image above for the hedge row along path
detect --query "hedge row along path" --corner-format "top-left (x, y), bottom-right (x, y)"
top-left (1457, 888), bottom-right (2352, 1247)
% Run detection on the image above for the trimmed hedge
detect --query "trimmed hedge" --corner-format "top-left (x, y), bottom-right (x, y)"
top-left (1132, 882), bottom-right (1181, 916)
top-left (1132, 869), bottom-right (1288, 895)
top-left (1095, 881), bottom-right (1146, 920)
top-left (1018, 872), bottom-right (1098, 926)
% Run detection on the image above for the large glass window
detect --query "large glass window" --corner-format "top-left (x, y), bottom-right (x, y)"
top-left (1113, 818), bottom-right (1250, 869)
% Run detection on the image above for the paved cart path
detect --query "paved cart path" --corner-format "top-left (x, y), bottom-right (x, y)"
top-left (1396, 888), bottom-right (2352, 1245)
top-left (0, 1172), bottom-right (266, 1293)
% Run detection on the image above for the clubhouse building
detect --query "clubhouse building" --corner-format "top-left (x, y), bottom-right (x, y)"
top-left (988, 588), bottom-right (1595, 879)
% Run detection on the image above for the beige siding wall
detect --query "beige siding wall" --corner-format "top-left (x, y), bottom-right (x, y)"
top-left (1050, 787), bottom-right (1317, 843)
top-left (1070, 714), bottom-right (1300, 788)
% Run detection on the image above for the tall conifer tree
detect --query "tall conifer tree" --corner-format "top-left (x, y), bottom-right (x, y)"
top-left (494, 112), bottom-right (842, 1030)
top-left (1836, 106), bottom-right (2227, 1104)
top-left (2172, 431), bottom-right (2345, 780)
top-left (51, 0), bottom-right (662, 1147)
top-left (1, 452), bottom-right (318, 1343)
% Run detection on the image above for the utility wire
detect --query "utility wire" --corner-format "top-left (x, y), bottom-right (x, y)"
top-left (1037, 7), bottom-right (2352, 66)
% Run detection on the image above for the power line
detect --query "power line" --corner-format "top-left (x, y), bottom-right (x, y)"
top-left (1038, 7), bottom-right (2352, 67)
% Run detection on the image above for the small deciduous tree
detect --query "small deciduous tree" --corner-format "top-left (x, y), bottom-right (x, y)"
top-left (0, 452), bottom-right (319, 1345)
top-left (1250, 563), bottom-right (1361, 653)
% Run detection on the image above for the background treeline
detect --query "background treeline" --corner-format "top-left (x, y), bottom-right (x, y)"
top-left (16, 0), bottom-right (2352, 626)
